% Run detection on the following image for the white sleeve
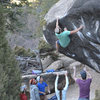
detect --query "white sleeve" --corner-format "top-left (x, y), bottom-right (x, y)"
top-left (63, 76), bottom-right (69, 90)
top-left (55, 76), bottom-right (59, 92)
top-left (55, 76), bottom-right (60, 100)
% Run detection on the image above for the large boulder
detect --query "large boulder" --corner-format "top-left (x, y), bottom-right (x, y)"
top-left (22, 71), bottom-right (74, 93)
top-left (41, 56), bottom-right (54, 69)
top-left (44, 60), bottom-right (64, 71)
top-left (58, 54), bottom-right (75, 67)
top-left (44, 55), bottom-right (75, 72)
top-left (44, 0), bottom-right (100, 72)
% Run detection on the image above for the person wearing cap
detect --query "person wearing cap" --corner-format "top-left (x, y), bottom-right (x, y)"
top-left (55, 18), bottom-right (83, 52)
top-left (20, 84), bottom-right (27, 100)
top-left (37, 76), bottom-right (50, 100)
top-left (29, 78), bottom-right (40, 100)
top-left (73, 66), bottom-right (92, 100)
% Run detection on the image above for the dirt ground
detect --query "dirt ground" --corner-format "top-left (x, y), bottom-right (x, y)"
top-left (47, 66), bottom-right (100, 100)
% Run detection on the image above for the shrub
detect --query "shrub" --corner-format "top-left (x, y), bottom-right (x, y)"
top-left (94, 90), bottom-right (100, 100)
top-left (38, 39), bottom-right (53, 53)
top-left (14, 46), bottom-right (36, 57)
top-left (50, 52), bottom-right (59, 61)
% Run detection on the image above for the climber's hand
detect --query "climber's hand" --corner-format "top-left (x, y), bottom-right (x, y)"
top-left (56, 16), bottom-right (60, 19)
top-left (80, 25), bottom-right (84, 29)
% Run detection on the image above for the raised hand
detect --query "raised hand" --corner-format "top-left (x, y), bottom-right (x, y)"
top-left (56, 73), bottom-right (59, 76)
top-left (65, 71), bottom-right (68, 76)
top-left (80, 25), bottom-right (84, 29)
top-left (56, 16), bottom-right (60, 19)
top-left (73, 66), bottom-right (76, 70)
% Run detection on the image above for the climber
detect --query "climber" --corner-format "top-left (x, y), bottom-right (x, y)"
top-left (37, 76), bottom-right (50, 100)
top-left (29, 78), bottom-right (40, 100)
top-left (55, 18), bottom-right (84, 52)
top-left (55, 71), bottom-right (69, 100)
top-left (73, 66), bottom-right (92, 100)
top-left (20, 84), bottom-right (28, 100)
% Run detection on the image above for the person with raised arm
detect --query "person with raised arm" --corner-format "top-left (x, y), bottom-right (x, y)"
top-left (55, 18), bottom-right (83, 52)
top-left (73, 66), bottom-right (92, 100)
top-left (55, 71), bottom-right (69, 100)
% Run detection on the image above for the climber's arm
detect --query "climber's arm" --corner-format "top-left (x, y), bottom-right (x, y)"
top-left (56, 18), bottom-right (59, 28)
top-left (73, 66), bottom-right (77, 81)
top-left (87, 71), bottom-right (92, 79)
top-left (70, 25), bottom-right (83, 34)
top-left (63, 72), bottom-right (69, 90)
top-left (55, 73), bottom-right (59, 92)
top-left (83, 67), bottom-right (92, 79)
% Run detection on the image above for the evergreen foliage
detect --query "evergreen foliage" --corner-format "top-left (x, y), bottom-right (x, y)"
top-left (38, 39), bottom-right (52, 52)
top-left (14, 46), bottom-right (36, 57)
top-left (0, 5), bottom-right (21, 100)
top-left (0, 1), bottom-right (59, 99)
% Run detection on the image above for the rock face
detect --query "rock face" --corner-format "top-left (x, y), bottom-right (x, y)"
top-left (7, 10), bottom-right (40, 50)
top-left (94, 90), bottom-right (100, 100)
top-left (44, 0), bottom-right (100, 72)
top-left (41, 56), bottom-right (54, 69)
top-left (45, 60), bottom-right (64, 71)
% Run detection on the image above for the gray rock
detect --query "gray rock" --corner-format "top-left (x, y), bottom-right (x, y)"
top-left (58, 54), bottom-right (75, 67)
top-left (45, 60), bottom-right (64, 71)
top-left (44, 0), bottom-right (100, 72)
top-left (41, 56), bottom-right (54, 69)
top-left (7, 11), bottom-right (40, 50)
top-left (68, 62), bottom-right (82, 69)
top-left (67, 62), bottom-right (83, 74)
top-left (94, 90), bottom-right (100, 100)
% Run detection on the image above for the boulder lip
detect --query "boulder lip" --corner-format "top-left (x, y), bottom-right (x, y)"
top-left (45, 0), bottom-right (77, 24)
top-left (45, 0), bottom-right (100, 24)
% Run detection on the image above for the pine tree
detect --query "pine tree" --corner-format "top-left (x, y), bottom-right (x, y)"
top-left (0, 5), bottom-right (21, 100)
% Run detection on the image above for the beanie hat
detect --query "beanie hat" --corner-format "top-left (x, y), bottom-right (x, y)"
top-left (80, 70), bottom-right (87, 79)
